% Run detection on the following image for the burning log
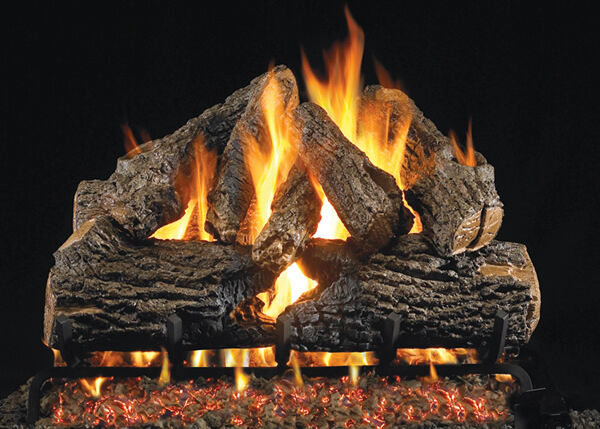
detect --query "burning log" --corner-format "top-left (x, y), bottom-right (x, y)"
top-left (43, 216), bottom-right (276, 352)
top-left (361, 85), bottom-right (503, 256)
top-left (294, 102), bottom-right (412, 254)
top-left (73, 71), bottom-right (273, 240)
top-left (252, 163), bottom-right (322, 273)
top-left (205, 65), bottom-right (299, 243)
top-left (288, 234), bottom-right (540, 352)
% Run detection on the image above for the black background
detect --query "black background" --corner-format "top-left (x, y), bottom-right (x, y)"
top-left (2, 1), bottom-right (599, 410)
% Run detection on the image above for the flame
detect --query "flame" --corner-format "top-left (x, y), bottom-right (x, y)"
top-left (373, 56), bottom-right (404, 90)
top-left (215, 347), bottom-right (277, 368)
top-left (288, 350), bottom-right (378, 367)
top-left (301, 6), bottom-right (421, 233)
top-left (494, 374), bottom-right (514, 383)
top-left (234, 366), bottom-right (249, 393)
top-left (426, 362), bottom-right (439, 383)
top-left (88, 351), bottom-right (162, 367)
top-left (51, 348), bottom-right (66, 367)
top-left (449, 119), bottom-right (477, 167)
top-left (158, 347), bottom-right (170, 386)
top-left (290, 353), bottom-right (304, 387)
top-left (395, 348), bottom-right (479, 365)
top-left (188, 350), bottom-right (213, 367)
top-left (151, 135), bottom-right (217, 240)
top-left (122, 124), bottom-right (143, 158)
top-left (79, 377), bottom-right (107, 399)
top-left (243, 69), bottom-right (318, 319)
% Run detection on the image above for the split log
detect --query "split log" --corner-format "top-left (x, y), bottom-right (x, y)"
top-left (360, 86), bottom-right (503, 256)
top-left (73, 70), bottom-right (271, 240)
top-left (252, 163), bottom-right (322, 273)
top-left (287, 234), bottom-right (540, 352)
top-left (293, 102), bottom-right (412, 254)
top-left (205, 65), bottom-right (299, 243)
top-left (43, 216), bottom-right (276, 352)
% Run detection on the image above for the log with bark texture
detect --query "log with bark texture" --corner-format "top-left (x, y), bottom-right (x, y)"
top-left (73, 70), bottom-right (271, 240)
top-left (252, 163), bottom-right (322, 273)
top-left (360, 85), bottom-right (503, 256)
top-left (43, 216), bottom-right (276, 352)
top-left (293, 102), bottom-right (412, 254)
top-left (287, 234), bottom-right (540, 352)
top-left (205, 65), bottom-right (299, 243)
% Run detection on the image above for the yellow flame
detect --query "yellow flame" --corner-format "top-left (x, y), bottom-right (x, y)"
top-left (290, 353), bottom-right (304, 387)
top-left (51, 348), bottom-right (66, 367)
top-left (235, 366), bottom-right (249, 393)
top-left (396, 348), bottom-right (479, 365)
top-left (288, 350), bottom-right (378, 367)
top-left (426, 362), bottom-right (439, 383)
top-left (79, 377), bottom-right (107, 398)
top-left (151, 136), bottom-right (217, 240)
top-left (158, 348), bottom-right (170, 387)
top-left (302, 6), bottom-right (421, 233)
top-left (349, 365), bottom-right (360, 386)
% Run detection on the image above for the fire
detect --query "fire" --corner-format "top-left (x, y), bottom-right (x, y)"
top-left (449, 119), bottom-right (477, 167)
top-left (290, 353), bottom-right (304, 387)
top-left (79, 377), bottom-right (107, 399)
top-left (243, 69), bottom-right (318, 319)
top-left (234, 366), bottom-right (249, 393)
top-left (396, 348), bottom-right (479, 365)
top-left (151, 135), bottom-right (217, 240)
top-left (88, 351), bottom-right (162, 367)
top-left (122, 124), bottom-right (143, 158)
top-left (288, 351), bottom-right (378, 367)
top-left (158, 347), bottom-right (171, 386)
top-left (217, 347), bottom-right (277, 368)
top-left (301, 6), bottom-right (422, 233)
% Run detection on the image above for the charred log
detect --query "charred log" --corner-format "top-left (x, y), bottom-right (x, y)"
top-left (252, 163), bottom-right (322, 273)
top-left (286, 234), bottom-right (540, 352)
top-left (297, 238), bottom-right (359, 288)
top-left (361, 86), bottom-right (503, 256)
top-left (43, 216), bottom-right (276, 352)
top-left (205, 65), bottom-right (299, 243)
top-left (73, 71), bottom-right (276, 240)
top-left (294, 102), bottom-right (412, 254)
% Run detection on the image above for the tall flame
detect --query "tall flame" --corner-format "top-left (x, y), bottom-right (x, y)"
top-left (246, 69), bottom-right (318, 319)
top-left (79, 377), bottom-right (107, 398)
top-left (301, 6), bottom-right (421, 234)
top-left (151, 136), bottom-right (217, 240)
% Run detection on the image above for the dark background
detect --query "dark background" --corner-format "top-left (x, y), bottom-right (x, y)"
top-left (2, 1), bottom-right (599, 410)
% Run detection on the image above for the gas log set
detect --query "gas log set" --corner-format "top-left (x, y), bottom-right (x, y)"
top-left (10, 9), bottom-right (551, 429)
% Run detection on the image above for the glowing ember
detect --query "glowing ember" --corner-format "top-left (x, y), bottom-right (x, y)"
top-left (449, 119), bottom-right (477, 167)
top-left (151, 135), bottom-right (217, 240)
top-left (42, 373), bottom-right (516, 427)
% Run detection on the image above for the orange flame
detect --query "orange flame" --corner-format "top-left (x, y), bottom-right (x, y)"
top-left (449, 119), bottom-right (477, 167)
top-left (301, 6), bottom-right (421, 234)
top-left (79, 377), bottom-right (107, 398)
top-left (151, 136), bottom-right (217, 240)
top-left (234, 366), bottom-right (249, 393)
top-left (244, 69), bottom-right (318, 319)
top-left (396, 348), bottom-right (479, 365)
top-left (290, 353), bottom-right (304, 387)
top-left (373, 56), bottom-right (404, 90)
top-left (89, 351), bottom-right (162, 367)
top-left (121, 124), bottom-right (146, 158)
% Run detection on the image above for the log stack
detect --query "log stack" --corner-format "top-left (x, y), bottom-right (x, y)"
top-left (44, 66), bottom-right (540, 357)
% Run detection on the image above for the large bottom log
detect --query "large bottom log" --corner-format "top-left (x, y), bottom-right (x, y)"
top-left (287, 235), bottom-right (540, 353)
top-left (43, 216), bottom-right (276, 352)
